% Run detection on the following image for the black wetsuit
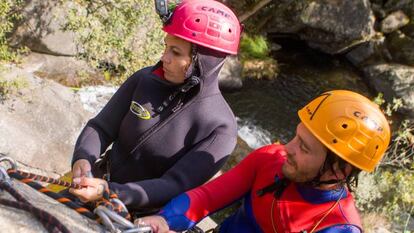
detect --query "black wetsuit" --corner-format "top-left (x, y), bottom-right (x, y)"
top-left (72, 47), bottom-right (237, 211)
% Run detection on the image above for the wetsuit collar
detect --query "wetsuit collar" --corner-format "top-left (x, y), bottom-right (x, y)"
top-left (297, 184), bottom-right (347, 204)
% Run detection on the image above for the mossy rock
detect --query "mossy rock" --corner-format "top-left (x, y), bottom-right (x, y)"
top-left (242, 58), bottom-right (279, 80)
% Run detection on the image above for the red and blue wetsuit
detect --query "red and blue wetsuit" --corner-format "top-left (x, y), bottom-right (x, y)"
top-left (159, 144), bottom-right (362, 232)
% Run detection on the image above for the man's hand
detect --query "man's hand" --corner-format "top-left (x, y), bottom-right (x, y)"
top-left (72, 159), bottom-right (92, 180)
top-left (69, 177), bottom-right (108, 203)
top-left (134, 216), bottom-right (175, 233)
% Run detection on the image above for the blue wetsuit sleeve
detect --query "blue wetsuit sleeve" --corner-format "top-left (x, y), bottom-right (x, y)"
top-left (317, 224), bottom-right (361, 233)
top-left (158, 193), bottom-right (196, 231)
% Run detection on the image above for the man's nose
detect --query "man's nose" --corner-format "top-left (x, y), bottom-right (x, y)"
top-left (284, 140), bottom-right (296, 155)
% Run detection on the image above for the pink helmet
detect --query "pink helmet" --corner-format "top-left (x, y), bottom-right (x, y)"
top-left (163, 0), bottom-right (241, 55)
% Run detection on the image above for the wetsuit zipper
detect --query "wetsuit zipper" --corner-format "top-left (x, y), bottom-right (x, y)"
top-left (129, 80), bottom-right (203, 154)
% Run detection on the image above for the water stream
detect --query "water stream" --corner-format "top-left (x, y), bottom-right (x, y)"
top-left (224, 41), bottom-right (373, 147)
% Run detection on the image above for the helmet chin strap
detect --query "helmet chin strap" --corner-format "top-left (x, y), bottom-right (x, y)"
top-left (309, 178), bottom-right (345, 186)
top-left (183, 44), bottom-right (199, 80)
top-left (307, 158), bottom-right (346, 187)
top-left (186, 43), bottom-right (227, 82)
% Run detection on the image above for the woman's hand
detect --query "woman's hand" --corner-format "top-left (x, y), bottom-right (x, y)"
top-left (69, 177), bottom-right (108, 203)
top-left (72, 159), bottom-right (92, 179)
top-left (134, 216), bottom-right (175, 233)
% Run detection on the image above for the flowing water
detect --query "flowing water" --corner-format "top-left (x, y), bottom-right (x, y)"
top-left (224, 42), bottom-right (373, 147)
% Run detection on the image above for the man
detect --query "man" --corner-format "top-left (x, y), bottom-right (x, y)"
top-left (136, 90), bottom-right (391, 233)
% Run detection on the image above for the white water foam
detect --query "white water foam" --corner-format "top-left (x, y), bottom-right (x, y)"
top-left (77, 86), bottom-right (117, 113)
top-left (237, 117), bottom-right (272, 149)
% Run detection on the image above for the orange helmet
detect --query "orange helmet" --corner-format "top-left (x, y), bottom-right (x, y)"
top-left (298, 90), bottom-right (391, 172)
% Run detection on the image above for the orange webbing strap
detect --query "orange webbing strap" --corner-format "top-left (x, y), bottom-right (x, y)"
top-left (0, 181), bottom-right (72, 233)
top-left (95, 186), bottom-right (131, 220)
top-left (7, 169), bottom-right (97, 219)
top-left (7, 169), bottom-right (131, 221)
top-left (9, 169), bottom-right (82, 189)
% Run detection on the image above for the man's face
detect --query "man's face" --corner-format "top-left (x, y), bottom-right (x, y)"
top-left (282, 123), bottom-right (328, 183)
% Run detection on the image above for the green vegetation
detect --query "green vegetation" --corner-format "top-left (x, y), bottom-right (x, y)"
top-left (62, 0), bottom-right (164, 84)
top-left (357, 94), bottom-right (414, 231)
top-left (357, 168), bottom-right (414, 232)
top-left (0, 76), bottom-right (28, 100)
top-left (239, 34), bottom-right (279, 79)
top-left (0, 0), bottom-right (25, 62)
top-left (240, 34), bottom-right (270, 60)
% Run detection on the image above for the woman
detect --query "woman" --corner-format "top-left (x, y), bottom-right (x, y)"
top-left (69, 0), bottom-right (241, 214)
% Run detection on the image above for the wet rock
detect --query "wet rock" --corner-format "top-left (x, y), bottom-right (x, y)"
top-left (0, 65), bottom-right (91, 176)
top-left (219, 56), bottom-right (243, 92)
top-left (386, 30), bottom-right (414, 65)
top-left (401, 21), bottom-right (414, 37)
top-left (22, 53), bottom-right (105, 87)
top-left (383, 0), bottom-right (414, 17)
top-left (346, 34), bottom-right (391, 67)
top-left (363, 63), bottom-right (414, 116)
top-left (222, 137), bottom-right (253, 172)
top-left (371, 2), bottom-right (387, 19)
top-left (270, 42), bottom-right (282, 52)
top-left (265, 0), bottom-right (375, 54)
top-left (0, 178), bottom-right (103, 232)
top-left (242, 58), bottom-right (279, 80)
top-left (10, 1), bottom-right (78, 56)
top-left (380, 10), bottom-right (410, 33)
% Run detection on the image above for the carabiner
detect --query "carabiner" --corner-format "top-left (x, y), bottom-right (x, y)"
top-left (0, 154), bottom-right (17, 170)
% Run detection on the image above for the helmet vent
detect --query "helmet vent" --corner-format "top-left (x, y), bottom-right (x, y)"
top-left (333, 139), bottom-right (338, 143)
top-left (228, 29), bottom-right (232, 33)
top-left (195, 18), bottom-right (200, 23)
top-left (342, 124), bottom-right (348, 129)
top-left (375, 145), bottom-right (379, 149)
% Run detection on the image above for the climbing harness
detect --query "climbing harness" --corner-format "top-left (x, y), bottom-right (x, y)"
top-left (0, 154), bottom-right (152, 233)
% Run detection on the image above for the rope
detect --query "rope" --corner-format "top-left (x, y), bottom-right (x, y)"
top-left (308, 189), bottom-right (345, 232)
top-left (270, 198), bottom-right (278, 233)
top-left (270, 188), bottom-right (346, 233)
top-left (0, 181), bottom-right (71, 233)
top-left (7, 169), bottom-right (97, 219)
top-left (9, 169), bottom-right (83, 189)
top-left (0, 157), bottom-right (137, 232)
top-left (6, 169), bottom-right (131, 220)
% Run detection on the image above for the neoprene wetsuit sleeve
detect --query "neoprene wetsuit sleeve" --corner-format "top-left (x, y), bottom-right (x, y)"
top-left (72, 74), bottom-right (139, 166)
top-left (158, 145), bottom-right (271, 231)
top-left (108, 132), bottom-right (237, 209)
top-left (318, 225), bottom-right (361, 233)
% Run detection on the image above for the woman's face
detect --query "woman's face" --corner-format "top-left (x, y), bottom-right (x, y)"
top-left (161, 34), bottom-right (192, 84)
